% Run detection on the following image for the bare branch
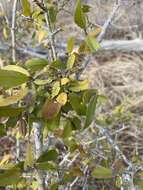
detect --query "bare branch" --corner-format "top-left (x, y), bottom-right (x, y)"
top-left (11, 0), bottom-right (18, 62)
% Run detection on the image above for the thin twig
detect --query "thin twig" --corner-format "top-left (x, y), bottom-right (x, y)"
top-left (33, 122), bottom-right (45, 190)
top-left (11, 0), bottom-right (18, 62)
top-left (97, 1), bottom-right (121, 43)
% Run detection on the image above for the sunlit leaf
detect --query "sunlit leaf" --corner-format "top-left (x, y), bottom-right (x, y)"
top-left (67, 37), bottom-right (76, 53)
top-left (0, 87), bottom-right (28, 107)
top-left (85, 36), bottom-right (100, 52)
top-left (88, 27), bottom-right (102, 38)
top-left (3, 65), bottom-right (30, 77)
top-left (34, 78), bottom-right (52, 85)
top-left (67, 53), bottom-right (76, 70)
top-left (56, 92), bottom-right (67, 106)
top-left (37, 29), bottom-right (48, 43)
top-left (24, 142), bottom-right (34, 168)
top-left (69, 80), bottom-right (89, 92)
top-left (74, 0), bottom-right (86, 29)
top-left (61, 78), bottom-right (70, 86)
top-left (51, 81), bottom-right (60, 98)
top-left (21, 0), bottom-right (31, 16)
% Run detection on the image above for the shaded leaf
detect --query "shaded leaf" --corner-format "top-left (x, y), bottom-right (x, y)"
top-left (0, 107), bottom-right (24, 117)
top-left (37, 149), bottom-right (58, 162)
top-left (82, 4), bottom-right (91, 13)
top-left (63, 120), bottom-right (72, 138)
top-left (42, 100), bottom-right (61, 120)
top-left (25, 58), bottom-right (48, 72)
top-left (0, 169), bottom-right (21, 186)
top-left (35, 162), bottom-right (56, 171)
top-left (69, 93), bottom-right (86, 115)
top-left (92, 166), bottom-right (112, 179)
top-left (0, 69), bottom-right (29, 89)
top-left (84, 95), bottom-right (97, 127)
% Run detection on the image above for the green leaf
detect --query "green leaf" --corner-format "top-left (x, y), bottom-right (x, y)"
top-left (0, 87), bottom-right (28, 107)
top-left (63, 120), bottom-right (72, 138)
top-left (45, 114), bottom-right (60, 131)
top-left (70, 116), bottom-right (81, 130)
top-left (74, 0), bottom-right (86, 29)
top-left (25, 58), bottom-right (48, 72)
top-left (84, 95), bottom-right (97, 127)
top-left (69, 93), bottom-right (86, 115)
top-left (0, 106), bottom-right (24, 117)
top-left (91, 166), bottom-right (112, 179)
top-left (3, 65), bottom-right (30, 77)
top-left (24, 142), bottom-right (34, 168)
top-left (51, 81), bottom-right (60, 98)
top-left (85, 36), bottom-right (100, 52)
top-left (67, 53), bottom-right (76, 70)
top-left (34, 78), bottom-right (52, 85)
top-left (35, 162), bottom-right (56, 171)
top-left (82, 89), bottom-right (97, 104)
top-left (37, 149), bottom-right (58, 162)
top-left (0, 124), bottom-right (6, 137)
top-left (21, 0), bottom-right (31, 16)
top-left (0, 169), bottom-right (21, 186)
top-left (82, 4), bottom-right (91, 13)
top-left (51, 60), bottom-right (66, 70)
top-left (0, 69), bottom-right (29, 89)
top-left (67, 37), bottom-right (76, 53)
top-left (69, 80), bottom-right (89, 92)
top-left (48, 4), bottom-right (58, 23)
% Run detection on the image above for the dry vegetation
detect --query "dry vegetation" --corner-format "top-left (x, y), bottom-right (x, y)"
top-left (0, 0), bottom-right (143, 189)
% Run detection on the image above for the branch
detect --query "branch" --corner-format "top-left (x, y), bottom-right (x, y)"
top-left (11, 0), bottom-right (18, 62)
top-left (97, 1), bottom-right (121, 43)
top-left (33, 122), bottom-right (45, 190)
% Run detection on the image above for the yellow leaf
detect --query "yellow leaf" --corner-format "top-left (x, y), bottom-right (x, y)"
top-left (0, 87), bottom-right (28, 107)
top-left (88, 27), bottom-right (102, 37)
top-left (38, 29), bottom-right (48, 43)
top-left (56, 92), bottom-right (67, 105)
top-left (61, 78), bottom-right (70, 85)
top-left (0, 154), bottom-right (14, 166)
